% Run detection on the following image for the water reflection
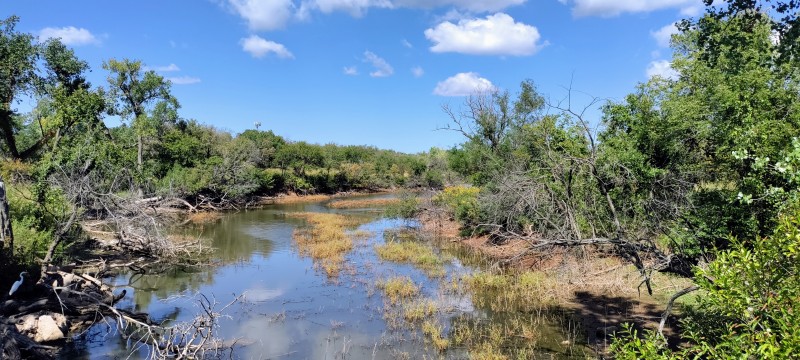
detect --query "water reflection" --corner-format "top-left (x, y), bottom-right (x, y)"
top-left (61, 195), bottom-right (591, 359)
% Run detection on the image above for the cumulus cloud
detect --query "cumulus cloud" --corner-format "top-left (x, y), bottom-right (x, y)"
top-left (147, 63), bottom-right (181, 72)
top-left (425, 13), bottom-right (544, 56)
top-left (343, 66), bottom-right (359, 75)
top-left (301, 0), bottom-right (391, 17)
top-left (411, 66), bottom-right (424, 77)
top-left (241, 35), bottom-right (294, 59)
top-left (434, 72), bottom-right (495, 96)
top-left (652, 23), bottom-right (678, 47)
top-left (38, 26), bottom-right (99, 46)
top-left (228, 0), bottom-right (295, 30)
top-left (295, 0), bottom-right (525, 20)
top-left (167, 76), bottom-right (202, 85)
top-left (646, 60), bottom-right (678, 79)
top-left (395, 0), bottom-right (525, 12)
top-left (363, 51), bottom-right (393, 77)
top-left (564, 0), bottom-right (698, 17)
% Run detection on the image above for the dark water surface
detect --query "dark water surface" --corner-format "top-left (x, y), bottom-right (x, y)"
top-left (60, 195), bottom-right (591, 359)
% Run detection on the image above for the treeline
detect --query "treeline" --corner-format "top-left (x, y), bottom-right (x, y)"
top-left (0, 15), bottom-right (447, 267)
top-left (433, 0), bottom-right (800, 357)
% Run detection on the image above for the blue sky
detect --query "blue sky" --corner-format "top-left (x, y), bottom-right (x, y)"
top-left (5, 0), bottom-right (693, 153)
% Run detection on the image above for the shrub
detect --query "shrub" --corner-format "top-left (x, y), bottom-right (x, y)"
top-left (433, 186), bottom-right (481, 233)
top-left (611, 205), bottom-right (800, 358)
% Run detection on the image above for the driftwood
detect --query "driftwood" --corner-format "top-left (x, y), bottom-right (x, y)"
top-left (1, 267), bottom-right (238, 360)
top-left (0, 269), bottom-right (138, 360)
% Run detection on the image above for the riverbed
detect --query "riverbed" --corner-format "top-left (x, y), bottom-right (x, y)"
top-left (59, 194), bottom-right (593, 359)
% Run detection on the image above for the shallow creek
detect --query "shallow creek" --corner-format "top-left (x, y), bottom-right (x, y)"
top-left (59, 195), bottom-right (593, 359)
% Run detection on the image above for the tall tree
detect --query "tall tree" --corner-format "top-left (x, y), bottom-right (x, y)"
top-left (0, 16), bottom-right (38, 159)
top-left (104, 58), bottom-right (179, 193)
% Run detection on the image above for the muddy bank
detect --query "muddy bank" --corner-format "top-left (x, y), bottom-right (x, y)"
top-left (416, 206), bottom-right (693, 353)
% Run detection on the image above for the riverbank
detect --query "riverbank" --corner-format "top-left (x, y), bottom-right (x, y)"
top-left (416, 204), bottom-right (694, 353)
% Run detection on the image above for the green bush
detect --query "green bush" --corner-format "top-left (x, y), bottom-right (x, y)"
top-left (385, 191), bottom-right (420, 219)
top-left (611, 206), bottom-right (800, 358)
top-left (433, 186), bottom-right (481, 234)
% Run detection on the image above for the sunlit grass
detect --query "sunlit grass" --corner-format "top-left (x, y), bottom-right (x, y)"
top-left (327, 198), bottom-right (400, 209)
top-left (422, 320), bottom-right (449, 352)
top-left (378, 276), bottom-right (419, 304)
top-left (375, 240), bottom-right (445, 277)
top-left (460, 271), bottom-right (563, 312)
top-left (402, 299), bottom-right (438, 323)
top-left (289, 212), bottom-right (363, 277)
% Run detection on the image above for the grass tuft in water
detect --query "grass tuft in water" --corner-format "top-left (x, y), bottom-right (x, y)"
top-left (375, 240), bottom-right (445, 277)
top-left (377, 276), bottom-right (419, 304)
top-left (327, 198), bottom-right (400, 209)
top-left (289, 212), bottom-right (364, 277)
top-left (422, 320), bottom-right (449, 352)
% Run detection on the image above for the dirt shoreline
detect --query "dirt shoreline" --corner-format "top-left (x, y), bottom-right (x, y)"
top-left (416, 206), bottom-right (693, 353)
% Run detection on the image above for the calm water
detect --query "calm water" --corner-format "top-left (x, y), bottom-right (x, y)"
top-left (60, 195), bottom-right (591, 359)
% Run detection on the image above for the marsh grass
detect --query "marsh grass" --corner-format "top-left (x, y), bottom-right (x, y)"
top-left (402, 299), bottom-right (438, 323)
top-left (449, 315), bottom-right (542, 359)
top-left (461, 271), bottom-right (563, 312)
top-left (289, 212), bottom-right (365, 276)
top-left (375, 240), bottom-right (445, 277)
top-left (422, 320), bottom-right (449, 352)
top-left (378, 276), bottom-right (419, 304)
top-left (327, 198), bottom-right (400, 209)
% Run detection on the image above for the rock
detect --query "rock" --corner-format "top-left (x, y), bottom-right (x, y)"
top-left (15, 314), bottom-right (37, 333)
top-left (34, 315), bottom-right (65, 342)
top-left (15, 314), bottom-right (67, 343)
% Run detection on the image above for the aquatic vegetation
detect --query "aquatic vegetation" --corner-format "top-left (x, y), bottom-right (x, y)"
top-left (374, 240), bottom-right (445, 277)
top-left (422, 320), bottom-right (449, 352)
top-left (326, 198), bottom-right (399, 209)
top-left (402, 299), bottom-right (438, 323)
top-left (462, 271), bottom-right (562, 312)
top-left (289, 212), bottom-right (363, 276)
top-left (377, 276), bottom-right (419, 304)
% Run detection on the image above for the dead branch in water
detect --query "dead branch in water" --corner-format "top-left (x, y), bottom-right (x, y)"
top-left (1, 269), bottom-right (241, 360)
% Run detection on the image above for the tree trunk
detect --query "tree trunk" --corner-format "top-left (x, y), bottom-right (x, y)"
top-left (137, 134), bottom-right (144, 197)
top-left (0, 110), bottom-right (20, 159)
top-left (0, 174), bottom-right (14, 259)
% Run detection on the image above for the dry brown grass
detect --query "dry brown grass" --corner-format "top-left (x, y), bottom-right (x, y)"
top-left (289, 212), bottom-right (364, 277)
top-left (326, 198), bottom-right (400, 209)
top-left (266, 194), bottom-right (333, 205)
top-left (186, 211), bottom-right (222, 224)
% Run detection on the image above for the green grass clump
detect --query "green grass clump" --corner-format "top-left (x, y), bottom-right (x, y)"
top-left (375, 240), bottom-right (445, 277)
top-left (378, 276), bottom-right (419, 304)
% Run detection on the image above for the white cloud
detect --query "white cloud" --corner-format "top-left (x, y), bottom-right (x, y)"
top-left (228, 0), bottom-right (295, 30)
top-left (411, 66), bottom-right (424, 77)
top-left (295, 0), bottom-right (524, 20)
top-left (38, 26), bottom-right (98, 46)
top-left (148, 63), bottom-right (181, 72)
top-left (395, 0), bottom-right (525, 12)
top-left (646, 60), bottom-right (678, 79)
top-left (425, 13), bottom-right (544, 56)
top-left (343, 66), bottom-right (359, 75)
top-left (565, 0), bottom-right (698, 17)
top-left (652, 23), bottom-right (678, 48)
top-left (167, 76), bottom-right (202, 85)
top-left (434, 72), bottom-right (495, 96)
top-left (363, 51), bottom-right (393, 77)
top-left (303, 0), bottom-right (391, 16)
top-left (402, 39), bottom-right (413, 48)
top-left (241, 35), bottom-right (294, 59)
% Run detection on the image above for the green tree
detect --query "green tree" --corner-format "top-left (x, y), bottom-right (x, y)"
top-left (104, 58), bottom-right (179, 193)
top-left (0, 16), bottom-right (37, 159)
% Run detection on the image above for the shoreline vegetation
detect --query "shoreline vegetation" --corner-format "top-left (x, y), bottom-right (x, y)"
top-left (3, 1), bottom-right (800, 358)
